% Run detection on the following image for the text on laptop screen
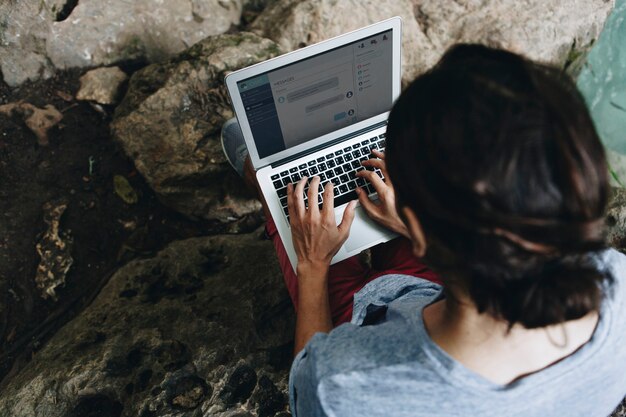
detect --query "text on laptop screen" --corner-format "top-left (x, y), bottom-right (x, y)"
top-left (237, 30), bottom-right (393, 159)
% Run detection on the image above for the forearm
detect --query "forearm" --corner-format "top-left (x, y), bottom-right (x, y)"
top-left (293, 263), bottom-right (333, 356)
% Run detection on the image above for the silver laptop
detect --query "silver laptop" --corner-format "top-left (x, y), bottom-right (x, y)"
top-left (225, 17), bottom-right (402, 269)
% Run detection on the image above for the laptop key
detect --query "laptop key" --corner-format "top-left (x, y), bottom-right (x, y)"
top-left (319, 172), bottom-right (327, 181)
top-left (379, 133), bottom-right (386, 139)
top-left (280, 170), bottom-right (289, 177)
top-left (342, 163), bottom-right (352, 172)
top-left (347, 181), bottom-right (357, 190)
top-left (353, 143), bottom-right (361, 148)
top-left (326, 153), bottom-right (334, 159)
top-left (344, 153), bottom-right (353, 162)
top-left (361, 139), bottom-right (370, 145)
top-left (333, 190), bottom-right (358, 207)
top-left (291, 173), bottom-right (301, 182)
top-left (351, 160), bottom-right (360, 169)
top-left (338, 184), bottom-right (348, 194)
top-left (317, 157), bottom-right (325, 163)
top-left (334, 167), bottom-right (343, 175)
top-left (380, 139), bottom-right (386, 148)
top-left (370, 136), bottom-right (379, 142)
top-left (273, 180), bottom-right (283, 189)
top-left (326, 170), bottom-right (335, 178)
top-left (335, 150), bottom-right (343, 156)
top-left (335, 156), bottom-right (344, 164)
top-left (283, 177), bottom-right (292, 187)
top-left (280, 197), bottom-right (288, 207)
top-left (353, 149), bottom-right (361, 158)
top-left (310, 166), bottom-right (319, 175)
top-left (300, 169), bottom-right (309, 177)
top-left (319, 162), bottom-right (327, 171)
top-left (339, 174), bottom-right (349, 183)
top-left (289, 167), bottom-right (298, 173)
top-left (356, 177), bottom-right (366, 187)
top-left (308, 160), bottom-right (316, 166)
top-left (277, 187), bottom-right (287, 198)
top-left (271, 174), bottom-right (280, 180)
top-left (344, 146), bottom-right (352, 152)
top-left (331, 178), bottom-right (340, 187)
top-left (327, 160), bottom-right (336, 168)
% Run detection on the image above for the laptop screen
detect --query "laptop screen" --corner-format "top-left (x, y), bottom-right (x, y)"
top-left (237, 29), bottom-right (393, 159)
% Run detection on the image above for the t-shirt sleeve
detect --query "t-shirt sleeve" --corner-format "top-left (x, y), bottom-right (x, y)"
top-left (289, 332), bottom-right (330, 417)
top-left (351, 274), bottom-right (442, 325)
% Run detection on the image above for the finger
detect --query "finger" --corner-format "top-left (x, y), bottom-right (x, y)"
top-left (356, 169), bottom-right (386, 194)
top-left (361, 158), bottom-right (385, 170)
top-left (372, 148), bottom-right (385, 159)
top-left (338, 200), bottom-right (357, 236)
top-left (321, 181), bottom-right (335, 218)
top-left (294, 176), bottom-right (307, 216)
top-left (307, 176), bottom-right (321, 216)
top-left (356, 187), bottom-right (382, 218)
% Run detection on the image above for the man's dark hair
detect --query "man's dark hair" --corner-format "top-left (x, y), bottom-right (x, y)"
top-left (386, 44), bottom-right (611, 328)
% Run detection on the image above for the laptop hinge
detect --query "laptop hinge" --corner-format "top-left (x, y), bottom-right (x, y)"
top-left (270, 120), bottom-right (388, 169)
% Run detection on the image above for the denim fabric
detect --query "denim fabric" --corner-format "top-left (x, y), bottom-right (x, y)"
top-left (289, 249), bottom-right (626, 417)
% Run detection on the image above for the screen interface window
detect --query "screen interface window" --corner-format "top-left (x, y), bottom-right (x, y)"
top-left (237, 30), bottom-right (393, 159)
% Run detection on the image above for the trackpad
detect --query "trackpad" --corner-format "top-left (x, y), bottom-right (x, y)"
top-left (337, 206), bottom-right (394, 252)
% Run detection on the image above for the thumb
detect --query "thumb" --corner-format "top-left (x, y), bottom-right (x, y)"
top-left (338, 200), bottom-right (357, 236)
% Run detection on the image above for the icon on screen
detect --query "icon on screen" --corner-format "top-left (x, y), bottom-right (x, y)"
top-left (370, 39), bottom-right (377, 45)
top-left (278, 96), bottom-right (285, 103)
top-left (241, 83), bottom-right (247, 89)
top-left (358, 81), bottom-right (363, 86)
top-left (348, 109), bottom-right (355, 116)
top-left (383, 34), bottom-right (388, 41)
top-left (346, 91), bottom-right (353, 98)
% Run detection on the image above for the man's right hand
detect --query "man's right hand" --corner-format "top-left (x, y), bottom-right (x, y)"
top-left (356, 149), bottom-right (410, 239)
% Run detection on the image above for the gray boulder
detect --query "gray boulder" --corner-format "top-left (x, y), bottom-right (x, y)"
top-left (250, 0), bottom-right (614, 84)
top-left (0, 0), bottom-right (244, 87)
top-left (0, 231), bottom-right (294, 417)
top-left (111, 33), bottom-right (281, 223)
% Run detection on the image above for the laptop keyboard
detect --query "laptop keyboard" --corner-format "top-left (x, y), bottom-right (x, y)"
top-left (270, 134), bottom-right (387, 222)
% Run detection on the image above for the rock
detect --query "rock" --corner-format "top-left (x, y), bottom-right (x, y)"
top-left (0, 231), bottom-right (294, 417)
top-left (111, 33), bottom-right (281, 223)
top-left (607, 188), bottom-right (626, 252)
top-left (0, 0), bottom-right (244, 87)
top-left (250, 0), bottom-right (434, 84)
top-left (76, 67), bottom-right (129, 105)
top-left (35, 199), bottom-right (73, 300)
top-left (250, 0), bottom-right (613, 85)
top-left (0, 101), bottom-right (63, 146)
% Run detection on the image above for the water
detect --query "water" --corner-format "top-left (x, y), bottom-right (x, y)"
top-left (577, 0), bottom-right (626, 186)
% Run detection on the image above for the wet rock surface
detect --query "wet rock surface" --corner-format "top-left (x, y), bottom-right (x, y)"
top-left (111, 32), bottom-right (280, 223)
top-left (0, 231), bottom-right (294, 417)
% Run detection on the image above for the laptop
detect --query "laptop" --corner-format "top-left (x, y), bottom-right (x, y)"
top-left (225, 17), bottom-right (402, 269)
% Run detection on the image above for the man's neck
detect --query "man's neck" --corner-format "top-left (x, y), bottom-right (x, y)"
top-left (422, 292), bottom-right (599, 385)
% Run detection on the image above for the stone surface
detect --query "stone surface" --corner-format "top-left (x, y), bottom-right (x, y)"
top-left (76, 67), bottom-right (129, 105)
top-left (251, 0), bottom-right (614, 85)
top-left (111, 33), bottom-right (281, 222)
top-left (35, 199), bottom-right (73, 301)
top-left (0, 231), bottom-right (294, 417)
top-left (250, 0), bottom-right (434, 85)
top-left (0, 101), bottom-right (63, 146)
top-left (0, 0), bottom-right (244, 87)
top-left (608, 188), bottom-right (626, 252)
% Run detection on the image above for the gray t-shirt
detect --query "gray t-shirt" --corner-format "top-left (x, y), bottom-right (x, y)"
top-left (289, 249), bottom-right (626, 417)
